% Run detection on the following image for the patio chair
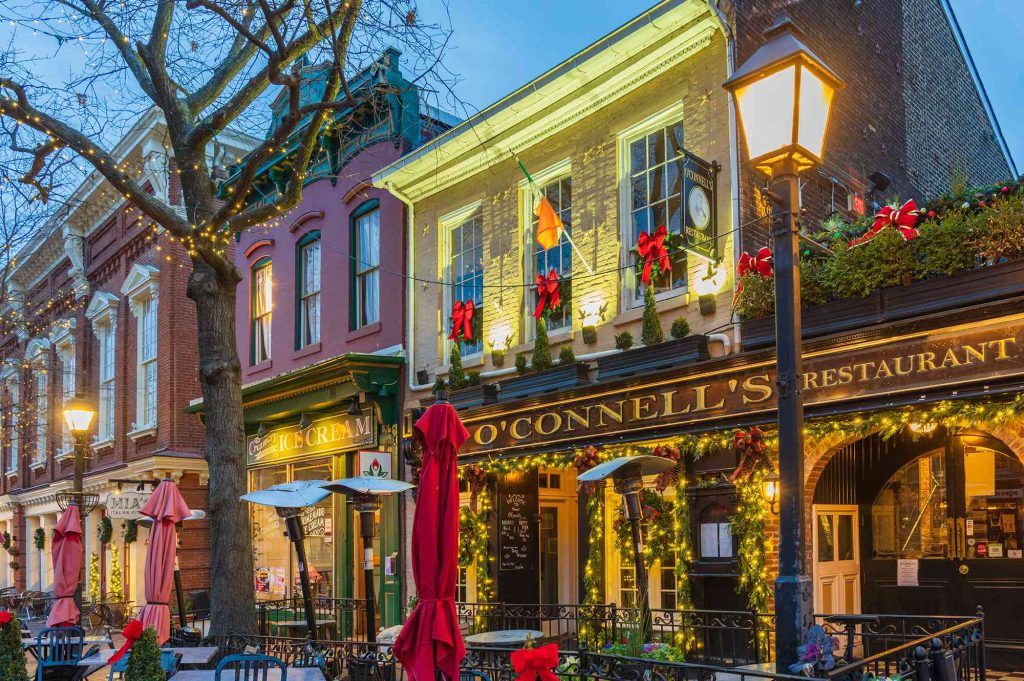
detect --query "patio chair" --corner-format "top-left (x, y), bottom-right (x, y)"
top-left (216, 653), bottom-right (288, 681)
top-left (291, 648), bottom-right (326, 669)
top-left (169, 626), bottom-right (203, 647)
top-left (35, 626), bottom-right (85, 681)
top-left (460, 672), bottom-right (492, 681)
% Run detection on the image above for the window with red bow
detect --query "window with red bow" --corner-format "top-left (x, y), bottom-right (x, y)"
top-left (531, 176), bottom-right (572, 334)
top-left (448, 212), bottom-right (484, 356)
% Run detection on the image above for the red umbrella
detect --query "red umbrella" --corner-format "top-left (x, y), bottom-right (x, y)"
top-left (137, 478), bottom-right (191, 645)
top-left (46, 504), bottom-right (83, 627)
top-left (393, 401), bottom-right (468, 681)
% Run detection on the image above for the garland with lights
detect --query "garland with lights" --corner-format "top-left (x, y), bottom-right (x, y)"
top-left (579, 483), bottom-right (606, 650)
top-left (457, 465), bottom-right (495, 611)
top-left (671, 475), bottom-right (695, 651)
top-left (732, 467), bottom-right (771, 656)
top-left (612, 488), bottom-right (674, 565)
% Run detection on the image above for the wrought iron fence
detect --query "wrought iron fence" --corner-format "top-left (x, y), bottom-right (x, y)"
top-left (255, 596), bottom-right (368, 639)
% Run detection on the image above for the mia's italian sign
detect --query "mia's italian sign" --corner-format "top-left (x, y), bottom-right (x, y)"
top-left (105, 491), bottom-right (150, 520)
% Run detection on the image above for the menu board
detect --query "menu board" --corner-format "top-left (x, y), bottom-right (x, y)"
top-left (495, 470), bottom-right (539, 604)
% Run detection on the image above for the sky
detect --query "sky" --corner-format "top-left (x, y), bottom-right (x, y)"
top-left (416, 0), bottom-right (1022, 174)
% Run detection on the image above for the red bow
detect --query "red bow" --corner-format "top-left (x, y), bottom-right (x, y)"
top-left (448, 300), bottom-right (475, 341)
top-left (637, 225), bottom-right (671, 285)
top-left (0, 611), bottom-right (11, 626)
top-left (852, 200), bottom-right (920, 245)
top-left (533, 269), bottom-right (561, 319)
top-left (511, 643), bottom-right (560, 681)
top-left (731, 426), bottom-right (770, 482)
top-left (737, 247), bottom-right (773, 278)
top-left (109, 619), bottom-right (144, 664)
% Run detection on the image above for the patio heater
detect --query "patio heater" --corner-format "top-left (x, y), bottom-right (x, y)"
top-left (723, 12), bottom-right (844, 670)
top-left (241, 480), bottom-right (333, 643)
top-left (138, 507), bottom-right (207, 628)
top-left (323, 476), bottom-right (414, 643)
top-left (577, 455), bottom-right (676, 643)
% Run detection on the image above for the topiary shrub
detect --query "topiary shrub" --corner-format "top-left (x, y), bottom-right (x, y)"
top-left (515, 353), bottom-right (529, 375)
top-left (124, 627), bottom-right (167, 681)
top-left (466, 371), bottom-right (481, 387)
top-left (640, 285), bottom-right (664, 346)
top-left (614, 331), bottom-right (634, 351)
top-left (558, 344), bottom-right (575, 364)
top-left (448, 343), bottom-right (466, 390)
top-left (531, 317), bottom-right (553, 371)
top-left (0, 610), bottom-right (30, 681)
top-left (432, 377), bottom-right (445, 395)
top-left (670, 317), bottom-right (690, 340)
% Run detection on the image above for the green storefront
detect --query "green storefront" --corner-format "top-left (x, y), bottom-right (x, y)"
top-left (238, 353), bottom-right (405, 635)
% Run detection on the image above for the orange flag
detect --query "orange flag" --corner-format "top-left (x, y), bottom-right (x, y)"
top-left (534, 196), bottom-right (563, 251)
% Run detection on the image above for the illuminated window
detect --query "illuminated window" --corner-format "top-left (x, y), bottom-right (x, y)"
top-left (122, 264), bottom-right (159, 430)
top-left (251, 259), bottom-right (273, 364)
top-left (446, 209), bottom-right (484, 356)
top-left (529, 175), bottom-right (572, 333)
top-left (86, 291), bottom-right (119, 444)
top-left (2, 369), bottom-right (19, 474)
top-left (352, 205), bottom-right (380, 329)
top-left (298, 234), bottom-right (321, 346)
top-left (54, 326), bottom-right (76, 455)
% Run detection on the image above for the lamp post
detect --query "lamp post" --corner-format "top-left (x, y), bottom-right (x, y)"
top-left (323, 476), bottom-right (414, 643)
top-left (60, 395), bottom-right (96, 619)
top-left (577, 455), bottom-right (676, 643)
top-left (723, 13), bottom-right (844, 671)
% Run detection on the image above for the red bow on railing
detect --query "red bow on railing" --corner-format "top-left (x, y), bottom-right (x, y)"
top-left (511, 643), bottom-right (560, 681)
top-left (737, 247), bottom-right (774, 278)
top-left (533, 269), bottom-right (561, 320)
top-left (448, 300), bottom-right (475, 341)
top-left (730, 426), bottom-right (770, 482)
top-left (852, 199), bottom-right (921, 246)
top-left (637, 225), bottom-right (671, 285)
top-left (0, 611), bottom-right (11, 625)
top-left (110, 619), bottom-right (144, 664)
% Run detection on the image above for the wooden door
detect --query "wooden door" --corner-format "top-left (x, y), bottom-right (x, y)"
top-left (813, 505), bottom-right (860, 615)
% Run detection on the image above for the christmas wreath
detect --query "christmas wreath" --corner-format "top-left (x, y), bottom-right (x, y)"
top-left (98, 516), bottom-right (113, 545)
top-left (122, 519), bottom-right (138, 545)
top-left (33, 528), bottom-right (45, 551)
top-left (613, 488), bottom-right (675, 566)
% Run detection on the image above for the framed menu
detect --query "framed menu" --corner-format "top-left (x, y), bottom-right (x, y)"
top-left (495, 470), bottom-right (539, 604)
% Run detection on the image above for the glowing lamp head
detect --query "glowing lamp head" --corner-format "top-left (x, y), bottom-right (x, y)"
top-left (762, 470), bottom-right (780, 514)
top-left (722, 13), bottom-right (844, 174)
top-left (693, 262), bottom-right (726, 297)
top-left (62, 397), bottom-right (96, 435)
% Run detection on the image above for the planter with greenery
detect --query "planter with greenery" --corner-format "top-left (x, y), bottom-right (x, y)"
top-left (0, 610), bottom-right (30, 681)
top-left (124, 627), bottom-right (168, 681)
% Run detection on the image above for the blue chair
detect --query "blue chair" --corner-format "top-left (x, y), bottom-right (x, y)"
top-left (460, 672), bottom-right (492, 681)
top-left (216, 653), bottom-right (288, 681)
top-left (108, 649), bottom-right (181, 680)
top-left (35, 627), bottom-right (85, 681)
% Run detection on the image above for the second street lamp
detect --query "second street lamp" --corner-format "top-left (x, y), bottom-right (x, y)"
top-left (723, 12), bottom-right (844, 672)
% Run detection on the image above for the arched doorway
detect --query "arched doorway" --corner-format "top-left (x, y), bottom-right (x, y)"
top-left (811, 427), bottom-right (1024, 667)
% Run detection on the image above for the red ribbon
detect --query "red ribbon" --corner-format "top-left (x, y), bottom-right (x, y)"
top-left (730, 426), bottom-right (770, 482)
top-left (533, 269), bottom-right (561, 319)
top-left (737, 247), bottom-right (774, 278)
top-left (0, 611), bottom-right (11, 625)
top-left (851, 199), bottom-right (920, 245)
top-left (448, 300), bottom-right (475, 341)
top-left (109, 619), bottom-right (144, 664)
top-left (511, 643), bottom-right (560, 681)
top-left (637, 225), bottom-right (671, 285)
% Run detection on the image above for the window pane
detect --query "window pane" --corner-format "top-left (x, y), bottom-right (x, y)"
top-left (964, 447), bottom-right (1024, 559)
top-left (837, 515), bottom-right (854, 561)
top-left (817, 514), bottom-right (835, 563)
top-left (872, 451), bottom-right (949, 559)
top-left (630, 139), bottom-right (646, 173)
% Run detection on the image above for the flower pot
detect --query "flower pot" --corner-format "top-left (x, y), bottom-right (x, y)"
top-left (420, 383), bottom-right (499, 409)
top-left (595, 335), bottom-right (710, 382)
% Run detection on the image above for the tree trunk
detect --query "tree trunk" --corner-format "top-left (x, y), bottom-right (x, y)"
top-left (187, 255), bottom-right (254, 635)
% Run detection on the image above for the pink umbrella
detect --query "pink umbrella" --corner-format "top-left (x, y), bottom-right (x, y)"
top-left (137, 478), bottom-right (191, 645)
top-left (46, 504), bottom-right (83, 628)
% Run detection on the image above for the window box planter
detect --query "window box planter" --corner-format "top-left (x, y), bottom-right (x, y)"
top-left (420, 383), bottom-right (499, 409)
top-left (496, 362), bottom-right (592, 402)
top-left (595, 335), bottom-right (710, 382)
top-left (740, 259), bottom-right (1024, 350)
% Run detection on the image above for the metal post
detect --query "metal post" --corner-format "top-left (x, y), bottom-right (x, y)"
top-left (771, 158), bottom-right (814, 671)
top-left (619, 480), bottom-right (653, 643)
top-left (357, 505), bottom-right (378, 643)
top-left (173, 555), bottom-right (187, 628)
top-left (284, 513), bottom-right (318, 643)
top-left (73, 432), bottom-right (86, 620)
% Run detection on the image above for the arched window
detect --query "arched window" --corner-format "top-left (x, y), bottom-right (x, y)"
top-left (351, 200), bottom-right (380, 330)
top-left (251, 257), bottom-right (273, 365)
top-left (296, 231), bottom-right (321, 348)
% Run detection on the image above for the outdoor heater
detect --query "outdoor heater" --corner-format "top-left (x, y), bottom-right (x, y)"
top-left (323, 476), bottom-right (414, 643)
top-left (577, 455), bottom-right (676, 643)
top-left (241, 480), bottom-right (333, 642)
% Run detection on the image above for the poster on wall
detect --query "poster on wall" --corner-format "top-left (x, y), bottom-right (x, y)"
top-left (358, 450), bottom-right (392, 479)
top-left (255, 567), bottom-right (271, 593)
top-left (271, 567), bottom-right (286, 595)
top-left (897, 558), bottom-right (919, 587)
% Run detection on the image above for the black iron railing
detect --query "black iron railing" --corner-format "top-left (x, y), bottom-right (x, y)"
top-left (255, 596), bottom-right (368, 639)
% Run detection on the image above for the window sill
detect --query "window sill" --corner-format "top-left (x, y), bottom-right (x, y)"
top-left (613, 289), bottom-right (689, 327)
top-left (527, 326), bottom-right (574, 345)
top-left (440, 352), bottom-right (484, 375)
top-left (91, 438), bottom-right (115, 453)
top-left (55, 450), bottom-right (74, 463)
top-left (128, 425), bottom-right (157, 442)
top-left (347, 321), bottom-right (382, 342)
top-left (30, 459), bottom-right (47, 473)
top-left (4, 469), bottom-right (16, 479)
top-left (249, 358), bottom-right (273, 374)
top-left (292, 342), bottom-right (322, 361)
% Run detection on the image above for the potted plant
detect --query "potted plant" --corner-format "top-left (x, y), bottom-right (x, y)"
top-left (0, 610), bottom-right (30, 681)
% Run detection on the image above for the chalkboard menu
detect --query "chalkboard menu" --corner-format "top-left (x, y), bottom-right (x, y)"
top-left (495, 470), bottom-right (539, 604)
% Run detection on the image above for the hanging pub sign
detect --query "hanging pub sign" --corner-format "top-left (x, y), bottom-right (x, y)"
top-left (246, 412), bottom-right (375, 466)
top-left (105, 491), bottom-right (150, 520)
top-left (682, 152), bottom-right (718, 261)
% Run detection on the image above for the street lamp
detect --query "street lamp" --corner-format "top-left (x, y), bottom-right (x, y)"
top-left (723, 12), bottom-right (844, 671)
top-left (322, 476), bottom-right (414, 643)
top-left (59, 396), bottom-right (98, 514)
top-left (577, 455), bottom-right (676, 643)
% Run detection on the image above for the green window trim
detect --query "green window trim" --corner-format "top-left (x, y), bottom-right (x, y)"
top-left (295, 230), bottom-right (322, 350)
top-left (250, 256), bottom-right (272, 366)
top-left (349, 199), bottom-right (381, 331)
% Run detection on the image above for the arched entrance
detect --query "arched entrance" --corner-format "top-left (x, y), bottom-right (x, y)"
top-left (810, 427), bottom-right (1024, 667)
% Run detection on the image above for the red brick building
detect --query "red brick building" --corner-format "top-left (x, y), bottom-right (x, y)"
top-left (0, 108), bottom-right (252, 605)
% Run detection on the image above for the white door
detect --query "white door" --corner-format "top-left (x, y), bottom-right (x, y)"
top-left (812, 505), bottom-right (860, 615)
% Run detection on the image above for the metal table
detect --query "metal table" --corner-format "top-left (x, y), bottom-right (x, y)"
top-left (22, 633), bottom-right (114, 659)
top-left (463, 629), bottom-right (545, 646)
top-left (78, 646), bottom-right (220, 667)
top-left (172, 669), bottom-right (326, 681)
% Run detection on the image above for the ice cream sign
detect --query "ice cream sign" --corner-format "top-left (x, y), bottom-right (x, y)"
top-left (358, 450), bottom-right (392, 479)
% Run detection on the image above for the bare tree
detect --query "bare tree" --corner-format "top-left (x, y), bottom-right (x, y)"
top-left (0, 0), bottom-right (451, 633)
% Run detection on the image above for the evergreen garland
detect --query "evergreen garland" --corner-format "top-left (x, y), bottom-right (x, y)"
top-left (671, 474), bottom-right (695, 651)
top-left (578, 486), bottom-right (605, 650)
top-left (640, 284), bottom-right (664, 346)
top-left (98, 516), bottom-right (113, 544)
top-left (612, 488), bottom-right (674, 565)
top-left (0, 610), bottom-right (30, 681)
top-left (448, 342), bottom-right (466, 390)
top-left (732, 468), bottom-right (771, 657)
top-left (33, 528), bottom-right (45, 551)
top-left (122, 519), bottom-right (139, 545)
top-left (124, 627), bottom-right (167, 681)
top-left (1, 531), bottom-right (10, 552)
top-left (531, 317), bottom-right (553, 371)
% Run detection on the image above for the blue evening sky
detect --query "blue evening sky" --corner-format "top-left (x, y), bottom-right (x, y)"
top-left (418, 0), bottom-right (1022, 174)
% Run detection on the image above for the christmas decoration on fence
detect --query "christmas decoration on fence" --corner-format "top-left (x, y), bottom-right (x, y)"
top-left (0, 608), bottom-right (30, 681)
top-left (851, 199), bottom-right (921, 246)
top-left (448, 300), bottom-right (475, 341)
top-left (510, 642), bottom-right (560, 681)
top-left (89, 553), bottom-right (101, 603)
top-left (730, 427), bottom-right (770, 482)
top-left (110, 619), bottom-right (144, 664)
top-left (122, 519), bottom-right (138, 545)
top-left (532, 269), bottom-right (561, 319)
top-left (33, 528), bottom-right (45, 551)
top-left (733, 247), bottom-right (773, 304)
top-left (636, 225), bottom-right (671, 286)
top-left (98, 516), bottom-right (113, 544)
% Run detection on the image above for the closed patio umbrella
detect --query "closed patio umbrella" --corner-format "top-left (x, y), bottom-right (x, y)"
top-left (46, 503), bottom-right (83, 627)
top-left (393, 399), bottom-right (468, 681)
top-left (137, 478), bottom-right (191, 645)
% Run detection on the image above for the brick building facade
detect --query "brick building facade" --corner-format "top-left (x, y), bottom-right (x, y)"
top-left (0, 109), bottom-right (252, 606)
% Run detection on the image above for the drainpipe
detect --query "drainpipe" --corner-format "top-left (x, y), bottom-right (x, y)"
top-left (707, 0), bottom-right (743, 352)
top-left (385, 182), bottom-right (434, 393)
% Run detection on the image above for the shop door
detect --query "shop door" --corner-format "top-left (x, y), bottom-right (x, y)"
top-left (812, 505), bottom-right (860, 616)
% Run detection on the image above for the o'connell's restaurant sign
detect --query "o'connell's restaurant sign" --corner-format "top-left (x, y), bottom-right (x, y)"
top-left (461, 316), bottom-right (1024, 456)
top-left (247, 413), bottom-right (375, 465)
